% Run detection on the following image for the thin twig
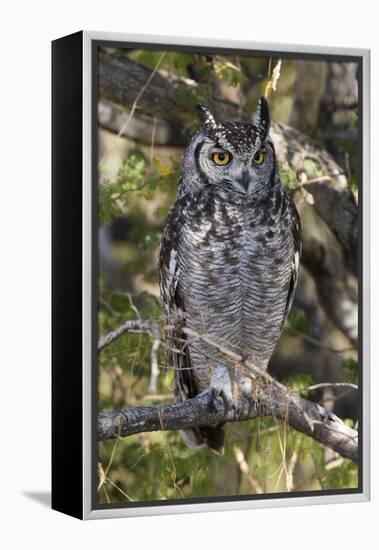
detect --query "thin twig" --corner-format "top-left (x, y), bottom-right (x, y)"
top-left (304, 175), bottom-right (332, 185)
top-left (182, 326), bottom-right (314, 431)
top-left (148, 324), bottom-right (161, 394)
top-left (126, 293), bottom-right (142, 320)
top-left (117, 52), bottom-right (166, 139)
top-left (286, 442), bottom-right (299, 492)
top-left (100, 52), bottom-right (166, 165)
top-left (286, 326), bottom-right (356, 354)
top-left (97, 319), bottom-right (158, 353)
top-left (297, 382), bottom-right (358, 393)
top-left (233, 446), bottom-right (263, 493)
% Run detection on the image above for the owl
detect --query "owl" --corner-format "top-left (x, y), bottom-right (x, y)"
top-left (159, 97), bottom-right (301, 454)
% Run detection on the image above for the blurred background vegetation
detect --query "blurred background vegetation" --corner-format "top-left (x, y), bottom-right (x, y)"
top-left (96, 47), bottom-right (359, 504)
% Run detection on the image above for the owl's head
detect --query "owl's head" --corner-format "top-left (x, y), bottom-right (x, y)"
top-left (182, 97), bottom-right (276, 200)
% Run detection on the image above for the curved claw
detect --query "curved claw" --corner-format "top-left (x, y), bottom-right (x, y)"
top-left (208, 369), bottom-right (255, 419)
top-left (234, 394), bottom-right (253, 419)
top-left (320, 408), bottom-right (343, 424)
top-left (207, 387), bottom-right (226, 414)
top-left (209, 365), bottom-right (234, 409)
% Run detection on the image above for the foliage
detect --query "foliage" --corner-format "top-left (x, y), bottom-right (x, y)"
top-left (99, 152), bottom-right (146, 224)
top-left (279, 161), bottom-right (300, 192)
top-left (175, 81), bottom-right (210, 113)
top-left (284, 373), bottom-right (315, 398)
top-left (287, 308), bottom-right (310, 335)
top-left (99, 149), bottom-right (179, 225)
top-left (303, 156), bottom-right (323, 178)
top-left (341, 357), bottom-right (358, 385)
top-left (213, 56), bottom-right (242, 87)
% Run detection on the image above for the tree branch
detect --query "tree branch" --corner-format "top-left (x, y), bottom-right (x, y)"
top-left (98, 382), bottom-right (358, 462)
top-left (301, 231), bottom-right (358, 345)
top-left (98, 50), bottom-right (238, 126)
top-left (303, 182), bottom-right (358, 276)
top-left (98, 51), bottom-right (357, 268)
top-left (97, 321), bottom-right (358, 463)
top-left (97, 319), bottom-right (159, 353)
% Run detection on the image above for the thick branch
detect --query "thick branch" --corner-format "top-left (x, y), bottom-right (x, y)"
top-left (98, 50), bottom-right (238, 126)
top-left (97, 321), bottom-right (358, 463)
top-left (98, 384), bottom-right (358, 463)
top-left (99, 51), bottom-right (357, 265)
top-left (99, 51), bottom-right (348, 183)
top-left (98, 99), bottom-right (185, 146)
top-left (303, 182), bottom-right (358, 276)
top-left (301, 231), bottom-right (358, 345)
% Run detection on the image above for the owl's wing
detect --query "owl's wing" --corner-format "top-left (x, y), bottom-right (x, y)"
top-left (282, 199), bottom-right (302, 326)
top-left (158, 205), bottom-right (224, 452)
top-left (158, 201), bottom-right (197, 403)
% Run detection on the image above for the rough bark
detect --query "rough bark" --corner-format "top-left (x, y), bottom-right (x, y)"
top-left (98, 51), bottom-right (353, 193)
top-left (97, 320), bottom-right (358, 463)
top-left (98, 50), bottom-right (238, 126)
top-left (303, 182), bottom-right (358, 276)
top-left (289, 61), bottom-right (328, 136)
top-left (98, 99), bottom-right (185, 146)
top-left (98, 382), bottom-right (358, 463)
top-left (98, 51), bottom-right (358, 260)
top-left (300, 223), bottom-right (358, 345)
top-left (318, 63), bottom-right (359, 158)
top-left (98, 53), bottom-right (349, 186)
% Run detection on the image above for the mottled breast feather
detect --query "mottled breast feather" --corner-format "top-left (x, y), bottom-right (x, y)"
top-left (159, 181), bottom-right (301, 399)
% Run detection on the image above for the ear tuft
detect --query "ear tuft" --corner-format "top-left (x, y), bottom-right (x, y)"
top-left (255, 96), bottom-right (270, 139)
top-left (195, 104), bottom-right (219, 130)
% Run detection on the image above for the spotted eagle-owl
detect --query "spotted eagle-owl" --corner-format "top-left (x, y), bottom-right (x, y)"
top-left (159, 97), bottom-right (301, 454)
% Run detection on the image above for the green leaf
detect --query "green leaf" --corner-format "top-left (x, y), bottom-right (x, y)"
top-left (283, 373), bottom-right (315, 398)
top-left (341, 358), bottom-right (358, 384)
top-left (279, 162), bottom-right (300, 192)
top-left (287, 308), bottom-right (310, 335)
top-left (303, 156), bottom-right (323, 178)
top-left (213, 57), bottom-right (242, 87)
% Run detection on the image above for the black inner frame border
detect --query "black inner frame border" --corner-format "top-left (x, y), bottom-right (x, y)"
top-left (91, 38), bottom-right (364, 511)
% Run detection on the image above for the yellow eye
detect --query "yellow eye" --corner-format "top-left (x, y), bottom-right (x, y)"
top-left (212, 151), bottom-right (231, 166)
top-left (253, 150), bottom-right (265, 165)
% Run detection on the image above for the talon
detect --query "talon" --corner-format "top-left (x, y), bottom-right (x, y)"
top-left (208, 387), bottom-right (223, 413)
top-left (207, 367), bottom-right (255, 419)
top-left (231, 395), bottom-right (251, 420)
top-left (319, 408), bottom-right (339, 423)
top-left (209, 365), bottom-right (234, 410)
top-left (239, 395), bottom-right (252, 418)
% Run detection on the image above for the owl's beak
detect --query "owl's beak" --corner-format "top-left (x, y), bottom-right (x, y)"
top-left (237, 170), bottom-right (252, 193)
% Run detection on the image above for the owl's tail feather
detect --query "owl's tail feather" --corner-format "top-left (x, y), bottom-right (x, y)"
top-left (202, 426), bottom-right (225, 455)
top-left (181, 426), bottom-right (225, 455)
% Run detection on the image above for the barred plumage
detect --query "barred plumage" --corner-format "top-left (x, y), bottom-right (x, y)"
top-left (159, 97), bottom-right (301, 454)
